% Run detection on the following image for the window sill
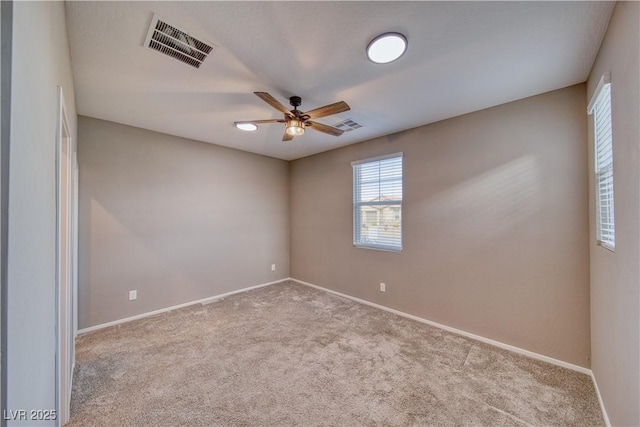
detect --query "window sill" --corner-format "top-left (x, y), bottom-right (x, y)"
top-left (354, 244), bottom-right (402, 253)
top-left (596, 240), bottom-right (615, 252)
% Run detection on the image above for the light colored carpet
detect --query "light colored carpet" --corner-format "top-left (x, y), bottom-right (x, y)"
top-left (69, 281), bottom-right (603, 426)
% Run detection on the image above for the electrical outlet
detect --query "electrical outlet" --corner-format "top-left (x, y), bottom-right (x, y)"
top-left (271, 264), bottom-right (276, 271)
top-left (129, 290), bottom-right (137, 301)
top-left (380, 282), bottom-right (386, 292)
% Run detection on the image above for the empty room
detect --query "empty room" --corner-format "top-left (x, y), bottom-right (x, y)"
top-left (1, 1), bottom-right (639, 426)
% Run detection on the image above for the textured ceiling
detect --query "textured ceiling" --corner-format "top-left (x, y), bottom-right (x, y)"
top-left (66, 1), bottom-right (614, 161)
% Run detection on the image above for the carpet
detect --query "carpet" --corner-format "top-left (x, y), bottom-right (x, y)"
top-left (69, 280), bottom-right (603, 426)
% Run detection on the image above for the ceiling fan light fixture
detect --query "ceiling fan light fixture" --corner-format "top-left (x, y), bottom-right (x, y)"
top-left (285, 119), bottom-right (305, 136)
top-left (235, 122), bottom-right (258, 131)
top-left (367, 32), bottom-right (407, 64)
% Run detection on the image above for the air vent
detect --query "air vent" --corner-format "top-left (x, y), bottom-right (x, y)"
top-left (144, 14), bottom-right (215, 69)
top-left (332, 118), bottom-right (362, 132)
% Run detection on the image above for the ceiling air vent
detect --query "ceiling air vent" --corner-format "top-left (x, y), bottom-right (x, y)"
top-left (144, 14), bottom-right (215, 69)
top-left (332, 118), bottom-right (363, 132)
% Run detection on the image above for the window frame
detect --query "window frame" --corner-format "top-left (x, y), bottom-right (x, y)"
top-left (588, 72), bottom-right (615, 251)
top-left (352, 152), bottom-right (403, 252)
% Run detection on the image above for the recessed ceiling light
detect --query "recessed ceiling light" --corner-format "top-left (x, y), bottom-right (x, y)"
top-left (367, 32), bottom-right (407, 64)
top-left (235, 122), bottom-right (258, 131)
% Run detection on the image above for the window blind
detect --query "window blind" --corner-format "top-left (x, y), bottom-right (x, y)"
top-left (352, 154), bottom-right (403, 251)
top-left (591, 81), bottom-right (615, 250)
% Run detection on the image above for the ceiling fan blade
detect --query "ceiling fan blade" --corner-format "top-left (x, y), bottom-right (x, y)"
top-left (307, 121), bottom-right (345, 137)
top-left (282, 131), bottom-right (294, 142)
top-left (304, 101), bottom-right (350, 120)
top-left (235, 119), bottom-right (285, 125)
top-left (254, 92), bottom-right (294, 117)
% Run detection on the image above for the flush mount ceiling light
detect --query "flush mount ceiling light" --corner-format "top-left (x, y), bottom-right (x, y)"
top-left (367, 32), bottom-right (407, 64)
top-left (235, 122), bottom-right (258, 131)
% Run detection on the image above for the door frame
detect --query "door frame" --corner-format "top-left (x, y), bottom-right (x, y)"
top-left (55, 86), bottom-right (76, 426)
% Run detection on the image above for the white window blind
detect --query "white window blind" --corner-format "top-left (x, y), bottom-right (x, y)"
top-left (589, 77), bottom-right (614, 250)
top-left (352, 153), bottom-right (403, 251)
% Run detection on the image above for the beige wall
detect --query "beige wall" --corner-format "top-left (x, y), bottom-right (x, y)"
top-left (77, 117), bottom-right (289, 328)
top-left (291, 85), bottom-right (591, 367)
top-left (7, 1), bottom-right (77, 424)
top-left (587, 2), bottom-right (640, 425)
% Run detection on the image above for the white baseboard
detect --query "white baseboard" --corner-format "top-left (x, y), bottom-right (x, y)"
top-left (289, 277), bottom-right (592, 375)
top-left (77, 278), bottom-right (288, 334)
top-left (590, 371), bottom-right (611, 426)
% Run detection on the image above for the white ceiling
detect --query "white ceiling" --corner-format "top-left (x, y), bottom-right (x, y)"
top-left (66, 1), bottom-right (614, 161)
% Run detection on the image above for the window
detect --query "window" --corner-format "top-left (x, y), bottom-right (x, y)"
top-left (352, 153), bottom-right (403, 251)
top-left (588, 73), bottom-right (614, 250)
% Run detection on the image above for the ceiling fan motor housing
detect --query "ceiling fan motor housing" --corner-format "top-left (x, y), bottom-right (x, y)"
top-left (289, 96), bottom-right (302, 108)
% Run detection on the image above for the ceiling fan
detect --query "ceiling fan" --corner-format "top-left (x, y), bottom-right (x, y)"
top-left (235, 92), bottom-right (350, 141)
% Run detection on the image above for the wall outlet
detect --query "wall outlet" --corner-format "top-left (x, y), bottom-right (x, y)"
top-left (271, 264), bottom-right (276, 271)
top-left (380, 282), bottom-right (386, 292)
top-left (129, 290), bottom-right (137, 301)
